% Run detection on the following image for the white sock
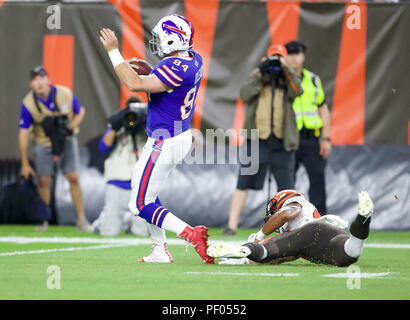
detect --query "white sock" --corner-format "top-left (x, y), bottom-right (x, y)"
top-left (260, 245), bottom-right (268, 260)
top-left (147, 223), bottom-right (166, 244)
top-left (240, 246), bottom-right (252, 257)
top-left (344, 234), bottom-right (366, 258)
top-left (161, 212), bottom-right (189, 235)
top-left (241, 244), bottom-right (267, 259)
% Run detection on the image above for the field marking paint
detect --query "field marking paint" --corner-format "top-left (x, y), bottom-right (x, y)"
top-left (0, 237), bottom-right (150, 245)
top-left (0, 237), bottom-right (410, 257)
top-left (323, 272), bottom-right (399, 279)
top-left (0, 243), bottom-right (132, 257)
top-left (1, 237), bottom-right (410, 249)
top-left (363, 243), bottom-right (410, 249)
top-left (185, 271), bottom-right (299, 277)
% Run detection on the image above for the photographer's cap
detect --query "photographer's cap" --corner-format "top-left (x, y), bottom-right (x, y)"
top-left (285, 41), bottom-right (307, 54)
top-left (267, 44), bottom-right (287, 57)
top-left (30, 65), bottom-right (48, 80)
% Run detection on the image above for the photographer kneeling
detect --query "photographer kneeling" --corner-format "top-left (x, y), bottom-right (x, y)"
top-left (93, 97), bottom-right (173, 262)
top-left (223, 44), bottom-right (303, 236)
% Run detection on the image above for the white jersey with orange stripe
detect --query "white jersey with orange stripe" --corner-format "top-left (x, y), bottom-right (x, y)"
top-left (279, 196), bottom-right (349, 233)
top-left (279, 196), bottom-right (320, 232)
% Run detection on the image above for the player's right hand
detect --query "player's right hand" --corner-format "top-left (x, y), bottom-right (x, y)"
top-left (247, 233), bottom-right (264, 243)
top-left (20, 164), bottom-right (35, 179)
top-left (248, 229), bottom-right (267, 243)
top-left (247, 233), bottom-right (258, 242)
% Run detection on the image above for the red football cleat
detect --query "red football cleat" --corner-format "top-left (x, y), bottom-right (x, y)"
top-left (179, 226), bottom-right (215, 264)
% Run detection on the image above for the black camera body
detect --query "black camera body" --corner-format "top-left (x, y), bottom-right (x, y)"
top-left (123, 102), bottom-right (147, 135)
top-left (108, 102), bottom-right (147, 136)
top-left (259, 55), bottom-right (284, 83)
top-left (41, 115), bottom-right (72, 157)
top-left (41, 115), bottom-right (72, 138)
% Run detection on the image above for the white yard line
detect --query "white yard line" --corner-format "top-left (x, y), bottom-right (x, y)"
top-left (0, 243), bottom-right (132, 257)
top-left (323, 272), bottom-right (399, 279)
top-left (1, 236), bottom-right (409, 248)
top-left (185, 271), bottom-right (299, 277)
top-left (0, 236), bottom-right (409, 257)
top-left (363, 243), bottom-right (410, 249)
top-left (0, 236), bottom-right (152, 245)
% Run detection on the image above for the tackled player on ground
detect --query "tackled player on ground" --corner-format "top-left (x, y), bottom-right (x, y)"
top-left (208, 190), bottom-right (374, 267)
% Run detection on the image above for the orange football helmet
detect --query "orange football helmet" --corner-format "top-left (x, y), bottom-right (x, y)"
top-left (265, 189), bottom-right (307, 221)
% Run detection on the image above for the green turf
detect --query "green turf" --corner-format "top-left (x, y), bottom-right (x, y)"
top-left (0, 225), bottom-right (409, 300)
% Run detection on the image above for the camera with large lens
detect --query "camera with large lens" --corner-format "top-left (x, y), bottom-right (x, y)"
top-left (40, 115), bottom-right (72, 157)
top-left (108, 99), bottom-right (147, 135)
top-left (122, 102), bottom-right (147, 135)
top-left (41, 115), bottom-right (72, 138)
top-left (259, 55), bottom-right (283, 82)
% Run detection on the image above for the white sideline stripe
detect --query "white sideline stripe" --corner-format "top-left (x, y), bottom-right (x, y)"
top-left (0, 236), bottom-right (153, 245)
top-left (363, 243), bottom-right (410, 249)
top-left (0, 244), bottom-right (132, 257)
top-left (0, 237), bottom-right (247, 246)
top-left (186, 271), bottom-right (299, 277)
top-left (323, 272), bottom-right (398, 279)
top-left (0, 237), bottom-right (410, 249)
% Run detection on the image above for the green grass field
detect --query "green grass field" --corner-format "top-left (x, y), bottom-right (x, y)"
top-left (0, 225), bottom-right (409, 300)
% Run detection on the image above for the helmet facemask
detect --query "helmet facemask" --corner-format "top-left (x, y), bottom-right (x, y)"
top-left (263, 198), bottom-right (278, 222)
top-left (149, 31), bottom-right (162, 57)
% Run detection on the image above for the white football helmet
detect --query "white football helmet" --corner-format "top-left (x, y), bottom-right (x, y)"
top-left (149, 14), bottom-right (195, 57)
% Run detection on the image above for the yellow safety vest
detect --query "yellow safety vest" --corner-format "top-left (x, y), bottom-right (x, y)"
top-left (292, 69), bottom-right (325, 134)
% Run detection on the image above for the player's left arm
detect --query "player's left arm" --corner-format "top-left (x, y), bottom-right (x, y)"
top-left (99, 28), bottom-right (170, 93)
top-left (249, 204), bottom-right (302, 242)
top-left (262, 205), bottom-right (302, 235)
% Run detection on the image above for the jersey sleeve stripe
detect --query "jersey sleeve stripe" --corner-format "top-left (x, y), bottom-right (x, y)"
top-left (156, 67), bottom-right (181, 87)
top-left (162, 65), bottom-right (183, 82)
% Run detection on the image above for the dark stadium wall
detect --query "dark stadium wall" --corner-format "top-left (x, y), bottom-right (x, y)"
top-left (0, 1), bottom-right (409, 229)
top-left (0, 1), bottom-right (121, 158)
top-left (1, 1), bottom-right (409, 157)
top-left (365, 4), bottom-right (410, 145)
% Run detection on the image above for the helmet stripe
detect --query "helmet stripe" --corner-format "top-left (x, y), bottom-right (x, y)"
top-left (172, 14), bottom-right (194, 47)
top-left (277, 192), bottom-right (299, 211)
top-left (163, 24), bottom-right (187, 36)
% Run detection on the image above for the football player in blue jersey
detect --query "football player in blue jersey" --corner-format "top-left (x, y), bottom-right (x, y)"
top-left (100, 14), bottom-right (214, 264)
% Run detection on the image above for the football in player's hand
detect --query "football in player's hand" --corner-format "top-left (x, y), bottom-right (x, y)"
top-left (129, 59), bottom-right (153, 75)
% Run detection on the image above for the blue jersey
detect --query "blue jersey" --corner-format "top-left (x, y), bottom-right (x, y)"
top-left (148, 50), bottom-right (203, 138)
